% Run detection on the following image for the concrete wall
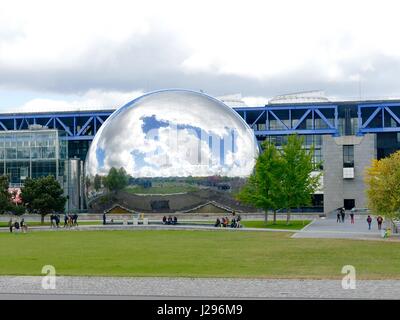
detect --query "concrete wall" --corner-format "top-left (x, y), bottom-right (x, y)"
top-left (322, 134), bottom-right (376, 215)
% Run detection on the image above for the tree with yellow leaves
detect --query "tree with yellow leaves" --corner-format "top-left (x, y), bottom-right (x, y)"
top-left (365, 151), bottom-right (400, 219)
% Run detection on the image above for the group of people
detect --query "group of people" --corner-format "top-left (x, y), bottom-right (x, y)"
top-left (8, 218), bottom-right (28, 233)
top-left (336, 207), bottom-right (355, 224)
top-left (337, 207), bottom-right (385, 231)
top-left (162, 215), bottom-right (178, 225)
top-left (63, 214), bottom-right (79, 228)
top-left (50, 213), bottom-right (78, 228)
top-left (366, 215), bottom-right (384, 230)
top-left (215, 213), bottom-right (242, 228)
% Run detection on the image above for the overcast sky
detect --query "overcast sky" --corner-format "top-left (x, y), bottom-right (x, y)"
top-left (1, 0), bottom-right (400, 112)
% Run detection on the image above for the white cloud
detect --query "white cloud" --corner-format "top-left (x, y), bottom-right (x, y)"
top-left (13, 89), bottom-right (143, 113)
top-left (242, 96), bottom-right (269, 107)
top-left (1, 0), bottom-right (400, 102)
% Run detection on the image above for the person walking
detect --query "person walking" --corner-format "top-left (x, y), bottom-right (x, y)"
top-left (341, 207), bottom-right (345, 223)
top-left (236, 215), bottom-right (241, 228)
top-left (20, 218), bottom-right (28, 233)
top-left (350, 211), bottom-right (355, 224)
top-left (103, 213), bottom-right (107, 225)
top-left (55, 214), bottom-right (60, 228)
top-left (73, 214), bottom-right (78, 227)
top-left (336, 210), bottom-right (341, 223)
top-left (377, 216), bottom-right (383, 230)
top-left (8, 219), bottom-right (13, 233)
top-left (367, 215), bottom-right (372, 230)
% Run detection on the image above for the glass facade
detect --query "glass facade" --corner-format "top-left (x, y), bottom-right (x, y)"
top-left (68, 140), bottom-right (90, 161)
top-left (377, 132), bottom-right (400, 160)
top-left (263, 134), bottom-right (323, 169)
top-left (0, 130), bottom-right (67, 187)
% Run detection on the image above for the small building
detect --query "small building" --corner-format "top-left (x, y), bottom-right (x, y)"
top-left (0, 128), bottom-right (84, 212)
top-left (0, 128), bottom-right (67, 186)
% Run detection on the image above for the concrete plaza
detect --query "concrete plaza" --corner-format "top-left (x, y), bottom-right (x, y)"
top-left (0, 276), bottom-right (399, 300)
top-left (292, 215), bottom-right (392, 240)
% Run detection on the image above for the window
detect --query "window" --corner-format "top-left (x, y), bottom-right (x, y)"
top-left (344, 199), bottom-right (355, 210)
top-left (343, 145), bottom-right (354, 168)
top-left (313, 148), bottom-right (323, 170)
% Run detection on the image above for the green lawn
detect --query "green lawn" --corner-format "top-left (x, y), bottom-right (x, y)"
top-left (241, 220), bottom-right (311, 230)
top-left (0, 230), bottom-right (399, 279)
top-left (124, 184), bottom-right (198, 194)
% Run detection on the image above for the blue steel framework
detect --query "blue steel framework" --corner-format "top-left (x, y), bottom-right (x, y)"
top-left (357, 102), bottom-right (400, 135)
top-left (235, 105), bottom-right (338, 136)
top-left (0, 101), bottom-right (400, 141)
top-left (0, 110), bottom-right (114, 141)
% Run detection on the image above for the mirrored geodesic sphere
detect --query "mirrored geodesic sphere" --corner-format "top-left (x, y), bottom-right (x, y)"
top-left (85, 89), bottom-right (259, 213)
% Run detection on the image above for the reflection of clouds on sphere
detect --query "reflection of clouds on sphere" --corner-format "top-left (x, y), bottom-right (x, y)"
top-left (85, 89), bottom-right (259, 179)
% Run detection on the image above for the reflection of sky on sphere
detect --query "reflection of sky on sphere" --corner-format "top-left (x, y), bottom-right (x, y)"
top-left (85, 89), bottom-right (259, 178)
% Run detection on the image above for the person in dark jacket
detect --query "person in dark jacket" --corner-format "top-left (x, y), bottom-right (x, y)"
top-left (367, 215), bottom-right (372, 230)
top-left (340, 207), bottom-right (345, 223)
top-left (8, 219), bottom-right (13, 233)
top-left (73, 214), bottom-right (78, 226)
top-left (377, 216), bottom-right (383, 230)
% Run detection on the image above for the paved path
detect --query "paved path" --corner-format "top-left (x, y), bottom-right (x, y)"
top-left (1, 218), bottom-right (398, 241)
top-left (0, 223), bottom-right (292, 233)
top-left (0, 276), bottom-right (399, 299)
top-left (292, 216), bottom-right (394, 240)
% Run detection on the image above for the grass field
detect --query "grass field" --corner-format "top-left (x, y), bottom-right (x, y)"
top-left (124, 184), bottom-right (198, 194)
top-left (241, 220), bottom-right (311, 230)
top-left (0, 230), bottom-right (399, 279)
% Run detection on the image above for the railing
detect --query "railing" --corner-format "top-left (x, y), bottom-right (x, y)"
top-left (1, 101), bottom-right (400, 141)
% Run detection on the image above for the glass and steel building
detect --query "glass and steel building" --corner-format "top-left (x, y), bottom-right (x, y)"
top-left (0, 128), bottom-right (67, 187)
top-left (2, 89), bottom-right (400, 214)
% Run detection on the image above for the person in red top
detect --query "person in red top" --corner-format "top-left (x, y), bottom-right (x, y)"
top-left (350, 211), bottom-right (355, 224)
top-left (377, 216), bottom-right (383, 230)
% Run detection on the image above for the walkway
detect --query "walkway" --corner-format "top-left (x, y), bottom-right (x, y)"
top-left (0, 276), bottom-right (399, 299)
top-left (1, 217), bottom-right (398, 241)
top-left (292, 215), bottom-right (391, 240)
top-left (0, 222), bottom-right (293, 233)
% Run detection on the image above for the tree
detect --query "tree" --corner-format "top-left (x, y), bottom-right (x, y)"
top-left (279, 135), bottom-right (321, 224)
top-left (20, 175), bottom-right (67, 224)
top-left (236, 141), bottom-right (282, 224)
top-left (103, 167), bottom-right (129, 194)
top-left (365, 151), bottom-right (400, 220)
top-left (0, 175), bottom-right (11, 214)
top-left (8, 203), bottom-right (25, 215)
top-left (94, 174), bottom-right (102, 192)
